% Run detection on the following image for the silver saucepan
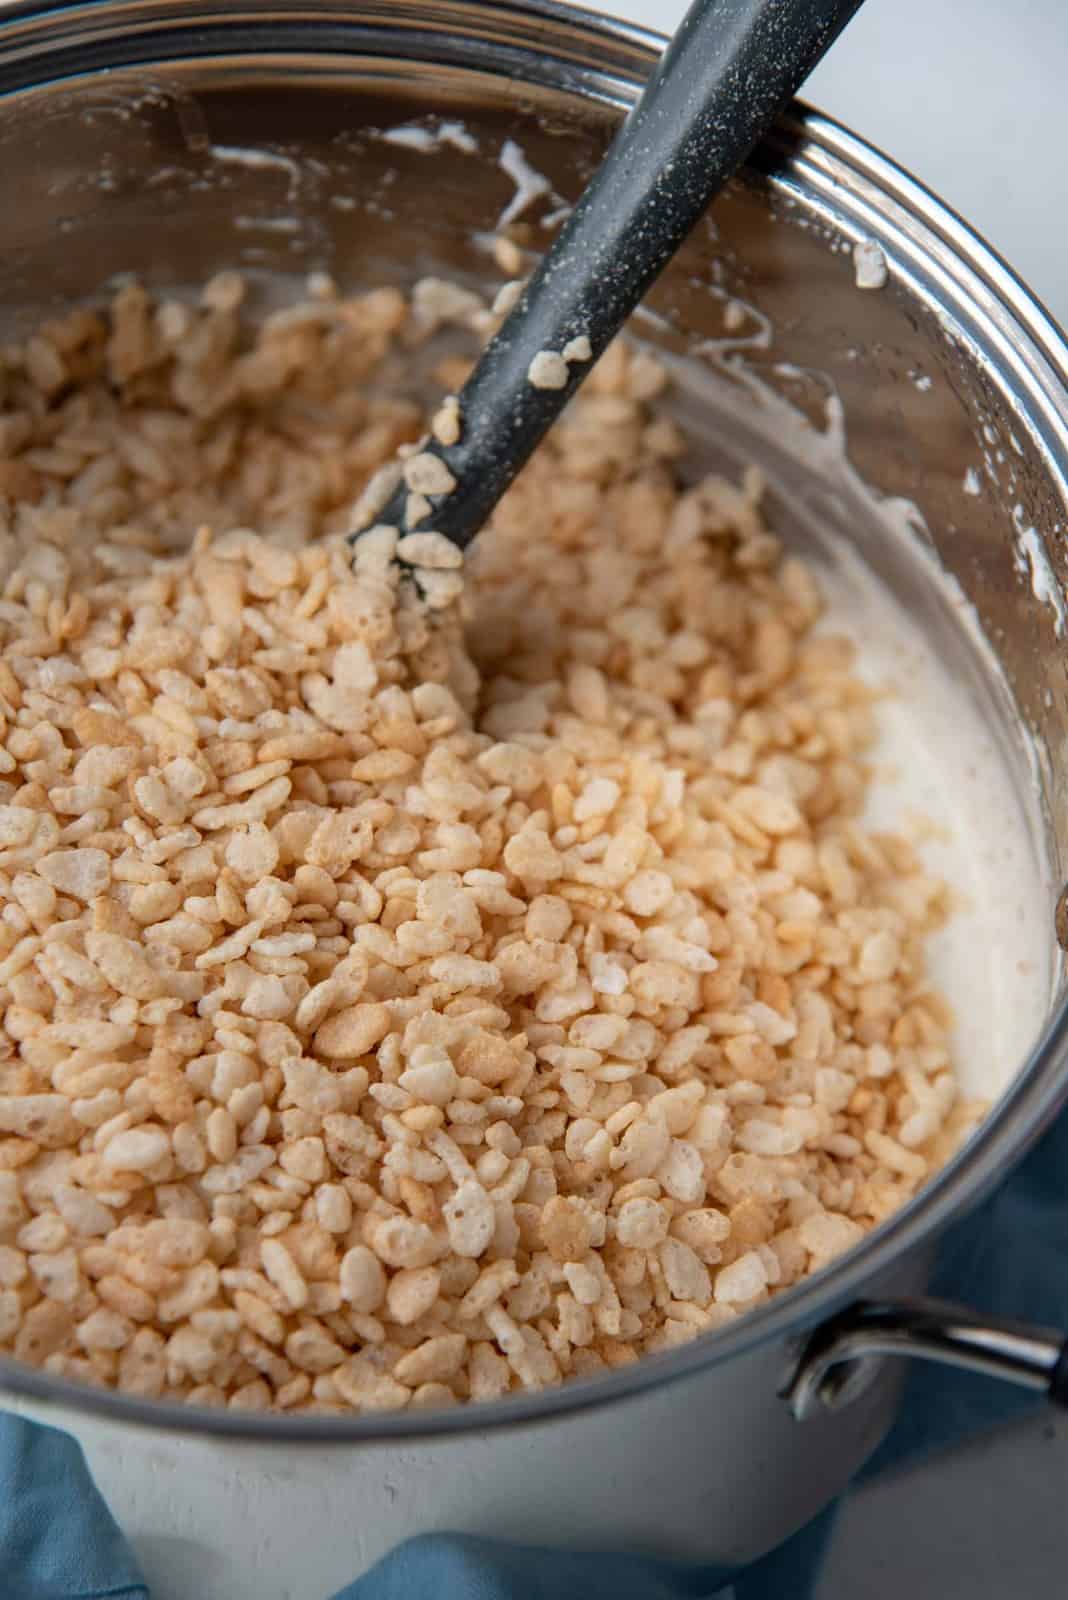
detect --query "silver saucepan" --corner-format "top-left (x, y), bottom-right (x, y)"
top-left (1, 0), bottom-right (1067, 1588)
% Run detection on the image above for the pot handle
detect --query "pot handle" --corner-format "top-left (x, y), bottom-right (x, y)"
top-left (785, 1298), bottom-right (1068, 1420)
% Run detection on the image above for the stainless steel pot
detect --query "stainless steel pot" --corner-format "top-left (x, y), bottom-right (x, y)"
top-left (2, 0), bottom-right (1068, 1587)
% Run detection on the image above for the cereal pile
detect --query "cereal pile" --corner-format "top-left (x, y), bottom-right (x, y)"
top-left (0, 274), bottom-right (977, 1414)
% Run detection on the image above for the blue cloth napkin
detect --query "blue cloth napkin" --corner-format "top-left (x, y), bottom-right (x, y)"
top-left (0, 1411), bottom-right (148, 1600)
top-left (3, 1102), bottom-right (1066, 1600)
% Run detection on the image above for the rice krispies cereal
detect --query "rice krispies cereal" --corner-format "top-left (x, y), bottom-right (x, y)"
top-left (0, 272), bottom-right (979, 1413)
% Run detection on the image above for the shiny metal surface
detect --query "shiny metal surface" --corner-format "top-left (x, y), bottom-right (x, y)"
top-left (786, 1300), bottom-right (1066, 1422)
top-left (0, 0), bottom-right (1065, 1489)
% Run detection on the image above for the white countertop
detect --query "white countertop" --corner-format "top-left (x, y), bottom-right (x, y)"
top-left (818, 1409), bottom-right (1068, 1599)
top-left (617, 0), bottom-right (1068, 331)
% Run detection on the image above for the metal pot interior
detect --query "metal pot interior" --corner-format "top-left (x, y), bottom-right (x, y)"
top-left (0, 0), bottom-right (1065, 1437)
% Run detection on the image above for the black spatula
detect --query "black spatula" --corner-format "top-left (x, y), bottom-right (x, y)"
top-left (352, 0), bottom-right (865, 565)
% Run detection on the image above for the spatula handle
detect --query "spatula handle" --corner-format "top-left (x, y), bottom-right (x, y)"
top-left (356, 0), bottom-right (865, 554)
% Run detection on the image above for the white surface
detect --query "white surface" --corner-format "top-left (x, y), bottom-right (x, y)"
top-left (616, 0), bottom-right (1068, 331)
top-left (817, 1411), bottom-right (1068, 1600)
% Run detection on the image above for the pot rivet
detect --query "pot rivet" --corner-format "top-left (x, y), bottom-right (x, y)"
top-left (1056, 885), bottom-right (1068, 952)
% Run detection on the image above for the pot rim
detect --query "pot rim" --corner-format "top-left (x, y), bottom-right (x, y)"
top-left (0, 0), bottom-right (1065, 1443)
